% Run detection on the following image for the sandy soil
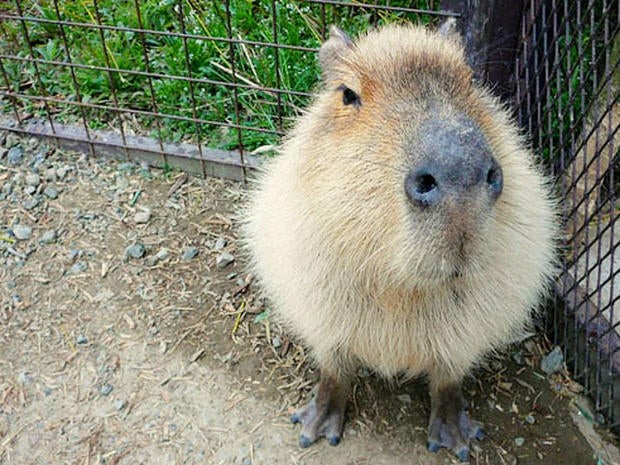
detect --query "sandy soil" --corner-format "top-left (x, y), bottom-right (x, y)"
top-left (0, 132), bottom-right (613, 465)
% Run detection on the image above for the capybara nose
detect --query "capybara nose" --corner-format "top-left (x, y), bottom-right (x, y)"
top-left (404, 117), bottom-right (504, 208)
top-left (405, 157), bottom-right (503, 208)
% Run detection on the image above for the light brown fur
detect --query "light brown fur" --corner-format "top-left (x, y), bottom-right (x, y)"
top-left (243, 23), bottom-right (557, 443)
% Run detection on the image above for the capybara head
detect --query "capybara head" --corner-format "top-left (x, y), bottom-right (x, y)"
top-left (288, 24), bottom-right (552, 290)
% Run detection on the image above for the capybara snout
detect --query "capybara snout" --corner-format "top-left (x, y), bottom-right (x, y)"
top-left (405, 115), bottom-right (504, 209)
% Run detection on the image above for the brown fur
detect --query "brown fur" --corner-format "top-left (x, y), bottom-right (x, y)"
top-left (244, 23), bottom-right (557, 407)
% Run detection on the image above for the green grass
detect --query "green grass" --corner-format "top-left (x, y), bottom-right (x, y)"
top-left (0, 0), bottom-right (439, 152)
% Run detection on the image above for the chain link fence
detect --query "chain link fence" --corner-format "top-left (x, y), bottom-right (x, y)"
top-left (1, 0), bottom-right (618, 432)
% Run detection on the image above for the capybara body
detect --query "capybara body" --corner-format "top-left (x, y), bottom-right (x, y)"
top-left (244, 23), bottom-right (557, 460)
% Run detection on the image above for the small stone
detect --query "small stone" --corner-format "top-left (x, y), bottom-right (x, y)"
top-left (2, 182), bottom-right (12, 195)
top-left (13, 225), bottom-right (32, 240)
top-left (216, 252), bottom-right (234, 269)
top-left (540, 346), bottom-right (564, 375)
top-left (125, 243), bottom-right (146, 260)
top-left (6, 280), bottom-right (16, 289)
top-left (40, 230), bottom-right (57, 244)
top-left (43, 386), bottom-right (53, 396)
top-left (25, 173), bottom-right (40, 186)
top-left (213, 237), bottom-right (227, 251)
top-left (514, 437), bottom-right (525, 447)
top-left (134, 209), bottom-right (152, 224)
top-left (7, 146), bottom-right (23, 165)
top-left (18, 372), bottom-right (32, 385)
top-left (22, 198), bottom-right (39, 210)
top-left (242, 458), bottom-right (251, 465)
top-left (182, 247), bottom-right (199, 261)
top-left (44, 186), bottom-right (59, 199)
top-left (69, 249), bottom-right (81, 260)
top-left (100, 384), bottom-right (113, 396)
top-left (70, 261), bottom-right (87, 274)
top-left (271, 335), bottom-right (282, 348)
top-left (56, 166), bottom-right (69, 180)
top-left (525, 414), bottom-right (535, 425)
top-left (24, 185), bottom-right (36, 195)
top-left (45, 167), bottom-right (57, 181)
top-left (114, 399), bottom-right (126, 411)
top-left (397, 394), bottom-right (412, 404)
top-left (76, 334), bottom-right (88, 345)
top-left (156, 248), bottom-right (169, 260)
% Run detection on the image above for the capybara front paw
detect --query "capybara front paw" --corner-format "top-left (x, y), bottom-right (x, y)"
top-left (427, 409), bottom-right (483, 461)
top-left (291, 394), bottom-right (345, 448)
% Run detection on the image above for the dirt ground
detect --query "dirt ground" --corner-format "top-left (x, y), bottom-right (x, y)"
top-left (0, 132), bottom-right (617, 465)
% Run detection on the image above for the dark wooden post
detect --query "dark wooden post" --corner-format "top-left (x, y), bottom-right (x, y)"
top-left (440, 0), bottom-right (524, 102)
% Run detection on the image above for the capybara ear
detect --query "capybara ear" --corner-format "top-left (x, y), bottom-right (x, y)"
top-left (436, 17), bottom-right (463, 46)
top-left (319, 26), bottom-right (354, 81)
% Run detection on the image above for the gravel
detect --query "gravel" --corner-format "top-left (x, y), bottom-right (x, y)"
top-left (70, 261), bottom-right (88, 274)
top-left (25, 173), bottom-right (40, 186)
top-left (13, 225), bottom-right (32, 240)
top-left (7, 145), bottom-right (23, 165)
top-left (22, 198), bottom-right (39, 210)
top-left (125, 243), bottom-right (146, 260)
top-left (216, 252), bottom-right (235, 269)
top-left (514, 437), bottom-right (525, 447)
top-left (182, 247), bottom-right (199, 261)
top-left (44, 186), bottom-right (59, 199)
top-left (541, 346), bottom-right (564, 375)
top-left (76, 335), bottom-right (88, 345)
top-left (214, 237), bottom-right (227, 251)
top-left (135, 209), bottom-right (152, 224)
top-left (100, 384), bottom-right (113, 396)
top-left (39, 230), bottom-right (57, 244)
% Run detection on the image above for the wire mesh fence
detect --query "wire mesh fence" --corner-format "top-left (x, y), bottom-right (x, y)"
top-left (516, 0), bottom-right (619, 431)
top-left (0, 0), bottom-right (447, 179)
top-left (0, 0), bottom-right (618, 432)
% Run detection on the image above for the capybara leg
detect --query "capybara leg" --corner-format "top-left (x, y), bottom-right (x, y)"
top-left (427, 378), bottom-right (484, 462)
top-left (291, 371), bottom-right (349, 448)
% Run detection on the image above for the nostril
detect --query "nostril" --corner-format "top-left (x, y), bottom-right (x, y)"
top-left (416, 174), bottom-right (437, 195)
top-left (486, 163), bottom-right (503, 199)
top-left (405, 168), bottom-right (440, 208)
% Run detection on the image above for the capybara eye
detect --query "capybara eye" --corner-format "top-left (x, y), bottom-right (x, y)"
top-left (341, 86), bottom-right (360, 106)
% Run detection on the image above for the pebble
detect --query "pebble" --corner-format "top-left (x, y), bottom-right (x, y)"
top-left (25, 173), bottom-right (40, 186)
top-left (100, 384), bottom-right (113, 396)
top-left (134, 209), bottom-right (152, 224)
top-left (114, 399), bottom-right (126, 411)
top-left (24, 185), bottom-right (36, 195)
top-left (216, 252), bottom-right (234, 269)
top-left (70, 261), bottom-right (88, 274)
top-left (40, 230), bottom-right (57, 244)
top-left (42, 386), bottom-right (53, 396)
top-left (125, 243), bottom-right (146, 260)
top-left (57, 166), bottom-right (70, 180)
top-left (182, 247), bottom-right (199, 261)
top-left (7, 146), bottom-right (23, 165)
top-left (242, 458), bottom-right (251, 465)
top-left (271, 335), bottom-right (282, 348)
top-left (44, 186), bottom-right (59, 199)
top-left (22, 198), bottom-right (39, 210)
top-left (525, 414), bottom-right (535, 425)
top-left (213, 237), bottom-right (227, 251)
top-left (156, 248), bottom-right (170, 260)
top-left (76, 334), bottom-right (88, 345)
top-left (540, 346), bottom-right (564, 375)
top-left (13, 224), bottom-right (32, 240)
top-left (514, 437), bottom-right (525, 447)
top-left (18, 372), bottom-right (33, 385)
top-left (2, 182), bottom-right (11, 195)
top-left (396, 393), bottom-right (412, 404)
top-left (45, 167), bottom-right (57, 181)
